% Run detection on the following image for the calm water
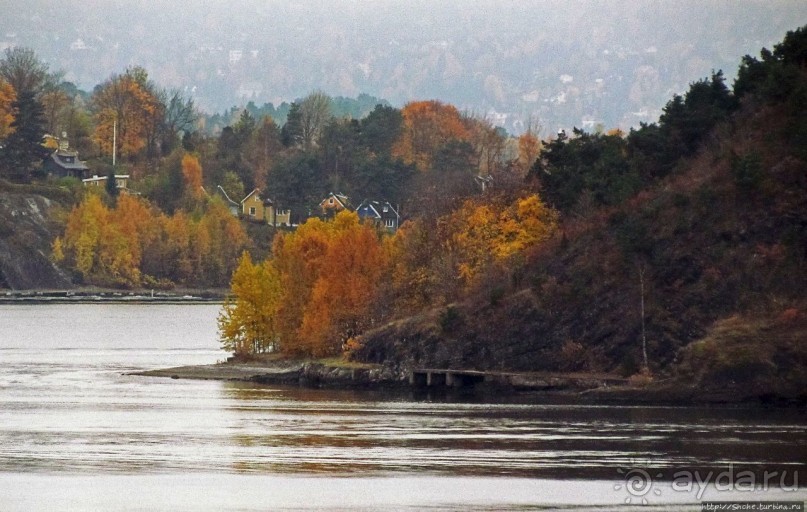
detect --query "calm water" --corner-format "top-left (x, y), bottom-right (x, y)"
top-left (0, 304), bottom-right (804, 511)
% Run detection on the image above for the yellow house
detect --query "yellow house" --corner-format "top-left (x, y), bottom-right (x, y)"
top-left (240, 189), bottom-right (292, 227)
top-left (241, 189), bottom-right (267, 221)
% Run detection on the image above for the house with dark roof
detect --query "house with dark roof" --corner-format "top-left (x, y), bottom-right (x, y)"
top-left (43, 148), bottom-right (90, 179)
top-left (356, 199), bottom-right (400, 232)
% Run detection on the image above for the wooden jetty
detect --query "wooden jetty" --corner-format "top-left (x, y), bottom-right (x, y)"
top-left (409, 368), bottom-right (627, 391)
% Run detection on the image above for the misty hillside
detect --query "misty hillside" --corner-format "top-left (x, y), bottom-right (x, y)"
top-left (3, 0), bottom-right (805, 135)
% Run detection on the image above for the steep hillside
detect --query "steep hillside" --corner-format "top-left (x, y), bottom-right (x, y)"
top-left (0, 184), bottom-right (73, 289)
top-left (354, 86), bottom-right (807, 399)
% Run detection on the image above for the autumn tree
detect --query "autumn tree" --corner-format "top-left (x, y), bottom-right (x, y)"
top-left (516, 125), bottom-right (541, 177)
top-left (393, 100), bottom-right (469, 170)
top-left (271, 217), bottom-right (334, 354)
top-left (0, 79), bottom-right (16, 141)
top-left (54, 193), bottom-right (142, 286)
top-left (40, 87), bottom-right (71, 137)
top-left (181, 153), bottom-right (203, 199)
top-left (92, 67), bottom-right (162, 161)
top-left (297, 212), bottom-right (387, 356)
top-left (244, 116), bottom-right (282, 189)
top-left (218, 252), bottom-right (283, 356)
top-left (55, 193), bottom-right (249, 288)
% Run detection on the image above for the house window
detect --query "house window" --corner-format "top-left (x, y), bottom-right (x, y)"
top-left (249, 207), bottom-right (256, 216)
top-left (385, 219), bottom-right (395, 228)
top-left (329, 198), bottom-right (334, 205)
top-left (382, 206), bottom-right (389, 212)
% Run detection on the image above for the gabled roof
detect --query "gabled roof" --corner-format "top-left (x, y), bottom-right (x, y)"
top-left (357, 199), bottom-right (399, 220)
top-left (356, 199), bottom-right (381, 219)
top-left (320, 192), bottom-right (353, 211)
top-left (240, 188), bottom-right (261, 205)
top-left (49, 149), bottom-right (89, 171)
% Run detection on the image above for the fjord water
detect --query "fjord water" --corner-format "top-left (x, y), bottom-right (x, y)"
top-left (0, 304), bottom-right (804, 511)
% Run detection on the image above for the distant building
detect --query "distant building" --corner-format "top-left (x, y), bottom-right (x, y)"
top-left (319, 192), bottom-right (353, 217)
top-left (82, 174), bottom-right (130, 191)
top-left (356, 200), bottom-right (400, 232)
top-left (43, 148), bottom-right (90, 180)
top-left (240, 188), bottom-right (292, 227)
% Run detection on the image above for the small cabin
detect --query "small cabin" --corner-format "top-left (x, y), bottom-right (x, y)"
top-left (44, 148), bottom-right (90, 179)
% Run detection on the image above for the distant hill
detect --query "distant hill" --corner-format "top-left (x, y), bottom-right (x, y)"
top-left (3, 0), bottom-right (805, 135)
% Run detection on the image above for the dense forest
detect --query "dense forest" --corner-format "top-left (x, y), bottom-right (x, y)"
top-left (1, 27), bottom-right (805, 395)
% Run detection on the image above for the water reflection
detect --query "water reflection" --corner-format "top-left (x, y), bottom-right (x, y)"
top-left (219, 382), bottom-right (807, 480)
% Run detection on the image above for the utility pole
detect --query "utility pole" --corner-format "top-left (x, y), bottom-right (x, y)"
top-left (112, 118), bottom-right (117, 167)
top-left (638, 262), bottom-right (649, 372)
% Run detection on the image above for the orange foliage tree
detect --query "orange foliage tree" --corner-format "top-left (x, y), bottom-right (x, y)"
top-left (393, 100), bottom-right (470, 170)
top-left (517, 128), bottom-right (541, 177)
top-left (297, 212), bottom-right (387, 356)
top-left (220, 211), bottom-right (389, 357)
top-left (181, 153), bottom-right (203, 199)
top-left (91, 67), bottom-right (162, 160)
top-left (0, 79), bottom-right (15, 141)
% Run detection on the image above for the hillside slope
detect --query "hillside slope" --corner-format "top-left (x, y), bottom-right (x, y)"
top-left (0, 186), bottom-right (73, 290)
top-left (354, 97), bottom-right (807, 399)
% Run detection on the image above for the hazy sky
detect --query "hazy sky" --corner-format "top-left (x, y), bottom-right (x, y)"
top-left (3, 0), bottom-right (806, 130)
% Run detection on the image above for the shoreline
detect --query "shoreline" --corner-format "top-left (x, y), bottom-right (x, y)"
top-left (132, 359), bottom-right (806, 406)
top-left (0, 288), bottom-right (227, 304)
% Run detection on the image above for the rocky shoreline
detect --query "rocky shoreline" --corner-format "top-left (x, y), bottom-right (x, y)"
top-left (133, 360), bottom-right (405, 389)
top-left (132, 360), bottom-right (806, 406)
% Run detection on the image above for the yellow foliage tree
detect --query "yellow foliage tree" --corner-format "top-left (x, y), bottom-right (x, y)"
top-left (443, 194), bottom-right (558, 286)
top-left (55, 194), bottom-right (249, 288)
top-left (218, 252), bottom-right (283, 357)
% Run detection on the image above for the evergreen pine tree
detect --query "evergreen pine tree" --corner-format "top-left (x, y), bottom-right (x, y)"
top-left (0, 91), bottom-right (47, 182)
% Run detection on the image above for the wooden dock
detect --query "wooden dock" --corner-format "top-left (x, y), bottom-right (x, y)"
top-left (409, 368), bottom-right (628, 391)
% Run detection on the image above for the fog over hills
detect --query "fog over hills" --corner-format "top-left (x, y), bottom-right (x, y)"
top-left (3, 0), bottom-right (805, 134)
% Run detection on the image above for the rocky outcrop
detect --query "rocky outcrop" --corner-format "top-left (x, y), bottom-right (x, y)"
top-left (134, 360), bottom-right (405, 388)
top-left (0, 192), bottom-right (73, 290)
